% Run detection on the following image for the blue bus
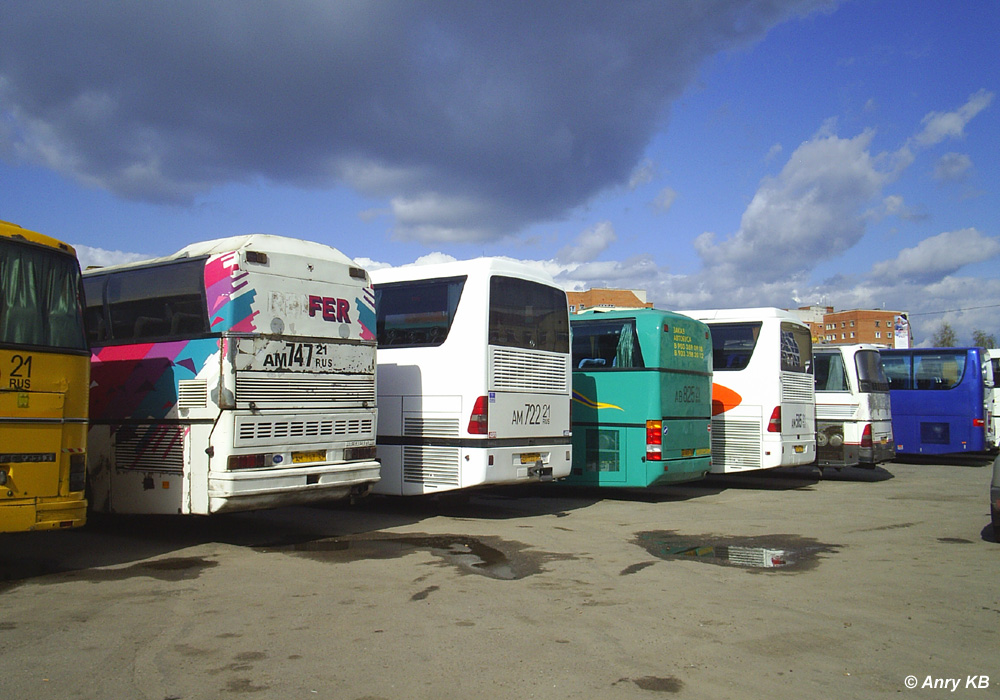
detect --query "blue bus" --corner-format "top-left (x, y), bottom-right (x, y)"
top-left (880, 347), bottom-right (991, 455)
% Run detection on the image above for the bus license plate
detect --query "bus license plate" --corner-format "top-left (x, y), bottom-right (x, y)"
top-left (292, 450), bottom-right (326, 464)
top-left (520, 452), bottom-right (541, 465)
top-left (793, 445), bottom-right (805, 454)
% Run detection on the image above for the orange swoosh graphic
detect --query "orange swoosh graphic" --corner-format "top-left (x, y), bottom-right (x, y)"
top-left (711, 383), bottom-right (743, 416)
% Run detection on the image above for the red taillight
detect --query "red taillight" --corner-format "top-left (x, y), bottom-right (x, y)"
top-left (468, 396), bottom-right (489, 434)
top-left (767, 407), bottom-right (781, 433)
top-left (646, 420), bottom-right (662, 461)
top-left (861, 423), bottom-right (873, 448)
top-left (228, 453), bottom-right (272, 470)
top-left (973, 418), bottom-right (985, 428)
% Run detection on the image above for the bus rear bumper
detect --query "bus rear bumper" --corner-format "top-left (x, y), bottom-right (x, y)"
top-left (1, 498), bottom-right (87, 532)
top-left (207, 460), bottom-right (381, 513)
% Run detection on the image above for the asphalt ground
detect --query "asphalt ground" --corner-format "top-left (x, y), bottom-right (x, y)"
top-left (1, 456), bottom-right (997, 699)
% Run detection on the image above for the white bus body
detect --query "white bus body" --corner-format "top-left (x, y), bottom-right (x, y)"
top-left (84, 235), bottom-right (380, 515)
top-left (372, 258), bottom-right (572, 495)
top-left (986, 349), bottom-right (999, 450)
top-left (678, 308), bottom-right (816, 473)
top-left (813, 344), bottom-right (895, 468)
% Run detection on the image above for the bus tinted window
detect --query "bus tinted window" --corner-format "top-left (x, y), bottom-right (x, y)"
top-left (488, 276), bottom-right (569, 353)
top-left (375, 276), bottom-right (466, 347)
top-left (86, 259), bottom-right (209, 343)
top-left (914, 352), bottom-right (966, 390)
top-left (882, 353), bottom-right (911, 390)
top-left (780, 322), bottom-right (811, 373)
top-left (0, 237), bottom-right (87, 351)
top-left (814, 351), bottom-right (849, 391)
top-left (571, 319), bottom-right (644, 369)
top-left (855, 349), bottom-right (889, 392)
top-left (710, 322), bottom-right (761, 371)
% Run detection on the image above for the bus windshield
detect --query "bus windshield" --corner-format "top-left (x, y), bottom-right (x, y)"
top-left (488, 276), bottom-right (569, 353)
top-left (0, 237), bottom-right (87, 351)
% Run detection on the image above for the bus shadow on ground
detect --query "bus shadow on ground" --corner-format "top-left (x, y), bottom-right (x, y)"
top-left (0, 488), bottom-right (600, 587)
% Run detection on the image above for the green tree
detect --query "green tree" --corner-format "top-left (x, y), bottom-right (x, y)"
top-left (972, 329), bottom-right (997, 348)
top-left (932, 322), bottom-right (958, 347)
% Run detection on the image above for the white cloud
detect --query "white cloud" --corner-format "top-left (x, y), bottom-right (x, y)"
top-left (694, 128), bottom-right (888, 282)
top-left (869, 228), bottom-right (1000, 283)
top-left (628, 159), bottom-right (655, 189)
top-left (913, 89), bottom-right (994, 146)
top-left (74, 244), bottom-right (151, 270)
top-left (933, 152), bottom-right (973, 182)
top-left (653, 187), bottom-right (678, 213)
top-left (556, 221), bottom-right (617, 264)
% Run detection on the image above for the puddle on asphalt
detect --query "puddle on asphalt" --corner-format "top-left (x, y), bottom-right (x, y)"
top-left (257, 533), bottom-right (574, 580)
top-left (631, 531), bottom-right (838, 572)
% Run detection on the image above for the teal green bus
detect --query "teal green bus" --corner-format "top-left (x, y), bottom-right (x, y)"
top-left (566, 309), bottom-right (713, 487)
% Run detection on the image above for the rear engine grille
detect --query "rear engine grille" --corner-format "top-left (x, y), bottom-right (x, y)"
top-left (402, 446), bottom-right (460, 487)
top-left (235, 415), bottom-right (375, 447)
top-left (780, 372), bottom-right (815, 404)
top-left (403, 418), bottom-right (460, 438)
top-left (710, 418), bottom-right (762, 470)
top-left (236, 373), bottom-right (375, 404)
top-left (114, 425), bottom-right (184, 474)
top-left (490, 347), bottom-right (568, 393)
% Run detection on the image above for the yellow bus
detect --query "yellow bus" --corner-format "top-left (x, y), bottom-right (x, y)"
top-left (1, 220), bottom-right (89, 531)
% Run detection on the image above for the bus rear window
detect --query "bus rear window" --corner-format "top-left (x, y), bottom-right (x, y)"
top-left (85, 259), bottom-right (209, 344)
top-left (489, 276), bottom-right (569, 354)
top-left (780, 322), bottom-right (811, 373)
top-left (710, 322), bottom-right (761, 371)
top-left (0, 238), bottom-right (87, 351)
top-left (375, 276), bottom-right (466, 348)
top-left (571, 319), bottom-right (644, 369)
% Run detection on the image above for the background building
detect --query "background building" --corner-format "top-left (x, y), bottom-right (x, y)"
top-left (567, 288), bottom-right (653, 314)
top-left (793, 306), bottom-right (909, 348)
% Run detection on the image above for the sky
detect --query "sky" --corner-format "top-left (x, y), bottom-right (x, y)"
top-left (1, 0), bottom-right (998, 346)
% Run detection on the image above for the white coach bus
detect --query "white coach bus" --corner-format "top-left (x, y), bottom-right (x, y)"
top-left (678, 307), bottom-right (816, 473)
top-left (83, 235), bottom-right (380, 514)
top-left (371, 258), bottom-right (573, 495)
top-left (813, 343), bottom-right (894, 469)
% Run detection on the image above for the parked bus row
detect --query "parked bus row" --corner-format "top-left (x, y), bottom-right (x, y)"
top-left (4, 222), bottom-right (991, 533)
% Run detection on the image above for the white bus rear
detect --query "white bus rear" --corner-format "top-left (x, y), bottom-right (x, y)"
top-left (813, 344), bottom-right (894, 469)
top-left (372, 258), bottom-right (572, 495)
top-left (84, 235), bottom-right (380, 514)
top-left (679, 308), bottom-right (816, 473)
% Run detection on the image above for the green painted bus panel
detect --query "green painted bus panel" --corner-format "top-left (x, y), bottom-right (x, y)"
top-left (564, 308), bottom-right (713, 488)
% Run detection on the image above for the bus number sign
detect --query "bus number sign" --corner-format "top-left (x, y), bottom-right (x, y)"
top-left (5, 354), bottom-right (33, 390)
top-left (512, 403), bottom-right (551, 426)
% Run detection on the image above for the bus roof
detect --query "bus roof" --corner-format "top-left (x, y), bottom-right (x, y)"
top-left (572, 307), bottom-right (703, 324)
top-left (814, 343), bottom-right (886, 354)
top-left (676, 307), bottom-right (805, 323)
top-left (83, 234), bottom-right (358, 274)
top-left (370, 257), bottom-right (559, 287)
top-left (0, 219), bottom-right (78, 256)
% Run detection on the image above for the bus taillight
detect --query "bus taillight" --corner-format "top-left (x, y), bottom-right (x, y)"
top-left (468, 396), bottom-right (489, 434)
top-left (767, 407), bottom-right (781, 433)
top-left (861, 423), bottom-right (873, 448)
top-left (646, 420), bottom-right (662, 461)
top-left (973, 418), bottom-right (986, 428)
